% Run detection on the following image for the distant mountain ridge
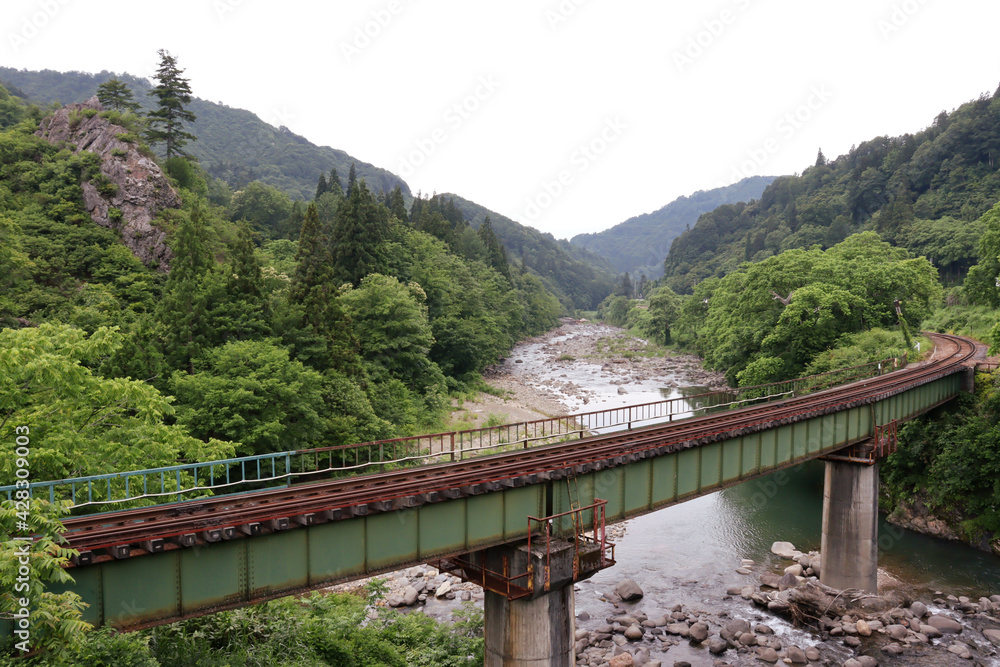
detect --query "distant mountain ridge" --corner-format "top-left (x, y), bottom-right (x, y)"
top-left (446, 194), bottom-right (617, 311)
top-left (570, 176), bottom-right (777, 279)
top-left (0, 67), bottom-right (409, 200)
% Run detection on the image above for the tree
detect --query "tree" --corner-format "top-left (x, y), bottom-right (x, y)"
top-left (289, 203), bottom-right (359, 374)
top-left (315, 172), bottom-right (329, 200)
top-left (815, 148), bottom-right (827, 167)
top-left (1, 499), bottom-right (89, 662)
top-left (171, 340), bottom-right (326, 456)
top-left (347, 162), bottom-right (357, 194)
top-left (96, 77), bottom-right (140, 113)
top-left (478, 216), bottom-right (511, 282)
top-left (330, 181), bottom-right (392, 286)
top-left (156, 201), bottom-right (213, 372)
top-left (340, 274), bottom-right (443, 392)
top-left (228, 181), bottom-right (293, 237)
top-left (329, 167), bottom-right (343, 195)
top-left (146, 49), bottom-right (197, 159)
top-left (0, 324), bottom-right (232, 484)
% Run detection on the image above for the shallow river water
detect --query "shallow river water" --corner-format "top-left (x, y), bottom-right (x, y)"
top-left (505, 327), bottom-right (1000, 649)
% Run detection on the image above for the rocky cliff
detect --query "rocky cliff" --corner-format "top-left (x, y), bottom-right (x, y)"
top-left (36, 97), bottom-right (178, 271)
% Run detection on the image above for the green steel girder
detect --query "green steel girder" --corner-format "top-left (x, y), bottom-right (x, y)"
top-left (21, 373), bottom-right (964, 632)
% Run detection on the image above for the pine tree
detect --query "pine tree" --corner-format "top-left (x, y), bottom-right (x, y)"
top-left (146, 49), bottom-right (197, 159)
top-left (478, 216), bottom-right (511, 281)
top-left (315, 172), bottom-right (329, 200)
top-left (331, 181), bottom-right (392, 286)
top-left (290, 203), bottom-right (359, 374)
top-left (157, 201), bottom-right (212, 372)
top-left (329, 167), bottom-right (343, 195)
top-left (96, 77), bottom-right (140, 113)
top-left (816, 148), bottom-right (827, 167)
top-left (347, 162), bottom-right (357, 194)
top-left (387, 185), bottom-right (408, 221)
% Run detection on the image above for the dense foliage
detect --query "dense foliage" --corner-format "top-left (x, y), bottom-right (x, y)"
top-left (0, 81), bottom-right (563, 659)
top-left (0, 68), bottom-right (409, 200)
top-left (663, 87), bottom-right (1000, 293)
top-left (447, 194), bottom-right (617, 311)
top-left (571, 175), bottom-right (775, 279)
top-left (1, 589), bottom-right (484, 667)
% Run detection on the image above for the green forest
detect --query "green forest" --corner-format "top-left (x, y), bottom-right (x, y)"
top-left (5, 52), bottom-right (1000, 665)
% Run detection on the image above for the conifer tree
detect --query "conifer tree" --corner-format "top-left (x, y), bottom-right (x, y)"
top-left (315, 172), bottom-right (329, 200)
top-left (290, 203), bottom-right (359, 373)
top-left (478, 216), bottom-right (511, 281)
top-left (330, 180), bottom-right (392, 286)
top-left (157, 201), bottom-right (212, 372)
top-left (387, 185), bottom-right (408, 222)
top-left (347, 162), bottom-right (357, 194)
top-left (96, 77), bottom-right (141, 113)
top-left (147, 49), bottom-right (197, 159)
top-left (329, 167), bottom-right (343, 195)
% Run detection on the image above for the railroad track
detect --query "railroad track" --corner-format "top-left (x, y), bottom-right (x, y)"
top-left (61, 333), bottom-right (978, 565)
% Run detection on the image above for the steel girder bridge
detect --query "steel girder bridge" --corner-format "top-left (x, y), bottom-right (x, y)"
top-left (2, 334), bottom-right (982, 635)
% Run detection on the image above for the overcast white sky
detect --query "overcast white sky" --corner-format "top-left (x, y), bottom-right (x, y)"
top-left (4, 0), bottom-right (1000, 240)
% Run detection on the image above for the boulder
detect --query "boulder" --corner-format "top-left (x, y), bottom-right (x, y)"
top-left (688, 622), bottom-right (709, 643)
top-left (434, 581), bottom-right (451, 598)
top-left (708, 638), bottom-right (728, 654)
top-left (615, 579), bottom-right (644, 602)
top-left (609, 654), bottom-right (634, 667)
top-left (856, 657), bottom-right (879, 667)
top-left (784, 646), bottom-right (808, 664)
top-left (983, 628), bottom-right (1000, 646)
top-left (771, 541), bottom-right (798, 559)
top-left (624, 625), bottom-right (644, 640)
top-left (402, 586), bottom-right (419, 606)
top-left (909, 601), bottom-right (927, 618)
top-left (926, 614), bottom-right (963, 634)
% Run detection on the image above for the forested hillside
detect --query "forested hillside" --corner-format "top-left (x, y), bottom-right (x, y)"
top-left (0, 82), bottom-right (561, 487)
top-left (571, 175), bottom-right (776, 279)
top-left (0, 68), bottom-right (408, 200)
top-left (446, 194), bottom-right (617, 311)
top-left (663, 87), bottom-right (1000, 293)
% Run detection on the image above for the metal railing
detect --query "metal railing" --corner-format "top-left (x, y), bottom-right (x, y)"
top-left (2, 353), bottom-right (906, 512)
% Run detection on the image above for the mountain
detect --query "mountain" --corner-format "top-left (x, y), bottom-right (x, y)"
top-left (446, 194), bottom-right (617, 311)
top-left (570, 176), bottom-right (776, 279)
top-left (0, 68), bottom-right (409, 200)
top-left (663, 86), bottom-right (1000, 294)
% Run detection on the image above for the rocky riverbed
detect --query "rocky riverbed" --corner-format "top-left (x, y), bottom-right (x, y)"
top-left (332, 321), bottom-right (1000, 666)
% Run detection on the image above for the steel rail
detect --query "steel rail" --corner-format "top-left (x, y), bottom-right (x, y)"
top-left (61, 333), bottom-right (977, 555)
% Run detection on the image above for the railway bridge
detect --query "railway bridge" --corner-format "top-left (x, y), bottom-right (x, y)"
top-left (3, 333), bottom-right (984, 665)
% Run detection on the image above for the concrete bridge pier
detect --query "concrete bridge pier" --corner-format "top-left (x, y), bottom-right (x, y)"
top-left (450, 537), bottom-right (602, 666)
top-left (820, 459), bottom-right (879, 593)
top-left (484, 583), bottom-right (575, 667)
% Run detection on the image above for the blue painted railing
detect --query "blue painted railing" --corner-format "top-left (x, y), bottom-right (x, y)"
top-left (2, 353), bottom-right (904, 513)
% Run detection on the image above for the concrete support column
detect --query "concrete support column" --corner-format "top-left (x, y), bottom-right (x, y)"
top-left (484, 584), bottom-right (575, 667)
top-left (820, 460), bottom-right (879, 593)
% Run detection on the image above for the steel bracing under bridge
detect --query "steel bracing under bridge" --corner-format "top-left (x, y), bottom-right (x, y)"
top-left (2, 333), bottom-right (983, 633)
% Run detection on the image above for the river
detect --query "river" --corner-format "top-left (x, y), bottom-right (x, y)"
top-left (503, 322), bottom-right (1000, 664)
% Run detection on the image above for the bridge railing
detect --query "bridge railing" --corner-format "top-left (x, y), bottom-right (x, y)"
top-left (3, 353), bottom-right (906, 513)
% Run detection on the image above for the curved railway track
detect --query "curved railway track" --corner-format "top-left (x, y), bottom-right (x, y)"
top-left (61, 333), bottom-right (979, 562)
